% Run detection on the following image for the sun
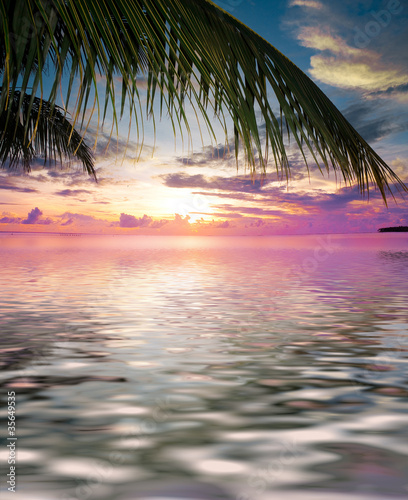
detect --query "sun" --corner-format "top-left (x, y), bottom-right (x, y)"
top-left (160, 190), bottom-right (212, 223)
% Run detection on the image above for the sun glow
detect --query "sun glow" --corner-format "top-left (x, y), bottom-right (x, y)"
top-left (165, 191), bottom-right (212, 221)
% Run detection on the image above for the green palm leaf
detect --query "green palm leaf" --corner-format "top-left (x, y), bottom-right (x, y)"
top-left (0, 0), bottom-right (406, 202)
top-left (0, 91), bottom-right (95, 176)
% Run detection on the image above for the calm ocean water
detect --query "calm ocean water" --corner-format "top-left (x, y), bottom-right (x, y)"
top-left (1, 233), bottom-right (408, 500)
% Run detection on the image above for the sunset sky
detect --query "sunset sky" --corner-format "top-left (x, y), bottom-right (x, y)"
top-left (1, 0), bottom-right (408, 235)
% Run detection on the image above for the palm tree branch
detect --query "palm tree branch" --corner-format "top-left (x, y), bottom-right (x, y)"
top-left (0, 91), bottom-right (95, 177)
top-left (0, 0), bottom-right (406, 202)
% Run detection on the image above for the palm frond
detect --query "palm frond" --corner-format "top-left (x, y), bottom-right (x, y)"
top-left (0, 91), bottom-right (95, 177)
top-left (0, 0), bottom-right (406, 201)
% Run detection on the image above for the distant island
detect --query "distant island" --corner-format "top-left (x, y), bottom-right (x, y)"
top-left (378, 226), bottom-right (408, 233)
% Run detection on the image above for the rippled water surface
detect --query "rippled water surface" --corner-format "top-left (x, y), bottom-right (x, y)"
top-left (1, 233), bottom-right (408, 500)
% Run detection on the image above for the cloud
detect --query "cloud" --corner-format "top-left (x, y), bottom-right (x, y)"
top-left (250, 219), bottom-right (267, 228)
top-left (164, 214), bottom-right (191, 234)
top-left (22, 207), bottom-right (42, 224)
top-left (190, 190), bottom-right (255, 203)
top-left (59, 212), bottom-right (105, 225)
top-left (206, 211), bottom-right (243, 219)
top-left (214, 204), bottom-right (286, 217)
top-left (159, 172), bottom-right (270, 192)
top-left (286, 4), bottom-right (408, 94)
top-left (150, 219), bottom-right (168, 228)
top-left (390, 158), bottom-right (408, 182)
top-left (2, 209), bottom-right (113, 230)
top-left (115, 213), bottom-right (188, 233)
top-left (0, 208), bottom-right (52, 225)
top-left (0, 215), bottom-right (22, 224)
top-left (118, 213), bottom-right (168, 229)
top-left (90, 127), bottom-right (154, 161)
top-left (61, 218), bottom-right (74, 226)
top-left (44, 167), bottom-right (99, 187)
top-left (216, 220), bottom-right (231, 228)
top-left (21, 207), bottom-right (52, 225)
top-left (43, 165), bottom-right (139, 190)
top-left (341, 101), bottom-right (408, 143)
top-left (308, 54), bottom-right (407, 92)
top-left (0, 182), bottom-right (38, 193)
top-left (54, 189), bottom-right (93, 197)
top-left (370, 83), bottom-right (408, 99)
top-left (51, 212), bottom-right (114, 232)
top-left (177, 143), bottom-right (234, 167)
top-left (297, 27), bottom-right (407, 92)
top-left (289, 0), bottom-right (323, 9)
top-left (119, 213), bottom-right (153, 228)
top-left (41, 218), bottom-right (53, 225)
top-left (162, 169), bottom-right (385, 216)
top-left (298, 27), bottom-right (360, 56)
top-left (196, 179), bottom-right (397, 226)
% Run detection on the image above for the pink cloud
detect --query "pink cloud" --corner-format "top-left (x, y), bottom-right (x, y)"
top-left (0, 207), bottom-right (54, 226)
top-left (22, 207), bottom-right (44, 224)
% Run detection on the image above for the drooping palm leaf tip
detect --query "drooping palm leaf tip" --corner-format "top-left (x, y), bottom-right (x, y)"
top-left (0, 91), bottom-right (95, 177)
top-left (0, 0), bottom-right (406, 202)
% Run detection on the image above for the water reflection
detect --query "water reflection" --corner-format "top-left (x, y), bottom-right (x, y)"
top-left (0, 233), bottom-right (407, 500)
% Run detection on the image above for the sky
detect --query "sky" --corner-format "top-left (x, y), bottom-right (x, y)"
top-left (1, 0), bottom-right (408, 235)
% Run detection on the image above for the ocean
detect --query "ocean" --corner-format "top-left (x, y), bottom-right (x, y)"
top-left (1, 233), bottom-right (407, 500)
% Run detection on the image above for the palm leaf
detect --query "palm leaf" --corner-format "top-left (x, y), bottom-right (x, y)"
top-left (0, 91), bottom-right (95, 176)
top-left (0, 0), bottom-right (406, 202)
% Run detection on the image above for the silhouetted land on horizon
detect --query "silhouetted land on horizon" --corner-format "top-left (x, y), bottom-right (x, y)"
top-left (378, 226), bottom-right (408, 233)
